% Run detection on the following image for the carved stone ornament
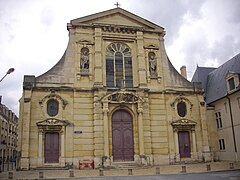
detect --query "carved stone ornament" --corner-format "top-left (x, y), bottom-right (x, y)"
top-left (39, 90), bottom-right (68, 109)
top-left (170, 95), bottom-right (193, 111)
top-left (101, 89), bottom-right (143, 104)
top-left (36, 118), bottom-right (70, 127)
top-left (171, 119), bottom-right (197, 126)
top-left (171, 118), bottom-right (196, 131)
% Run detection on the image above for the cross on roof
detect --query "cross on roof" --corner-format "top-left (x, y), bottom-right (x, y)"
top-left (114, 2), bottom-right (120, 8)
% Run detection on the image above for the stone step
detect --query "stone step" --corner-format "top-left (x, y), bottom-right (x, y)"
top-left (34, 166), bottom-right (69, 170)
top-left (112, 162), bottom-right (147, 169)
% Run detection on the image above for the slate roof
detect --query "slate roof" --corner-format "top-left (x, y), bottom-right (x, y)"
top-left (191, 66), bottom-right (216, 90)
top-left (191, 53), bottom-right (240, 104)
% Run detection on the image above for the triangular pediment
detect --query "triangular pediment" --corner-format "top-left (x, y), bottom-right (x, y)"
top-left (71, 8), bottom-right (164, 32)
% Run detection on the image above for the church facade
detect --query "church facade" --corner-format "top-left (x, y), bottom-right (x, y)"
top-left (18, 8), bottom-right (211, 170)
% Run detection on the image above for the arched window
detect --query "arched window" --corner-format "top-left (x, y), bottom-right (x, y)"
top-left (47, 99), bottom-right (59, 117)
top-left (106, 43), bottom-right (133, 88)
top-left (177, 101), bottom-right (187, 117)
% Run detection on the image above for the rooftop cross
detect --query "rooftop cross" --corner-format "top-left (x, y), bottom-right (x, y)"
top-left (114, 2), bottom-right (120, 8)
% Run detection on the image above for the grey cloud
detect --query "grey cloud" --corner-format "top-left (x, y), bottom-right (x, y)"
top-left (130, 0), bottom-right (205, 45)
top-left (227, 1), bottom-right (240, 24)
top-left (211, 36), bottom-right (240, 65)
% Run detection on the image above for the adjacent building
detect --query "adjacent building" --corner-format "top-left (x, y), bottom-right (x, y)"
top-left (18, 7), bottom-right (212, 170)
top-left (192, 53), bottom-right (240, 161)
top-left (0, 96), bottom-right (18, 171)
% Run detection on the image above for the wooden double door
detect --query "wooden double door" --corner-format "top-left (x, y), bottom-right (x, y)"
top-left (44, 132), bottom-right (59, 163)
top-left (112, 110), bottom-right (134, 161)
top-left (178, 131), bottom-right (191, 158)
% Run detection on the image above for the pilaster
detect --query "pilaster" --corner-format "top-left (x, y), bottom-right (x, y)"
top-left (103, 100), bottom-right (109, 157)
top-left (20, 89), bottom-right (32, 170)
top-left (198, 96), bottom-right (211, 161)
top-left (137, 100), bottom-right (144, 155)
top-left (136, 31), bottom-right (147, 88)
top-left (94, 28), bottom-right (103, 87)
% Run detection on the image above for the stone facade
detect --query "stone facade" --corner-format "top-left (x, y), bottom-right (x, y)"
top-left (18, 8), bottom-right (211, 170)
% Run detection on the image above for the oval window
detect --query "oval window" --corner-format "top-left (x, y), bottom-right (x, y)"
top-left (177, 101), bottom-right (187, 117)
top-left (47, 99), bottom-right (59, 117)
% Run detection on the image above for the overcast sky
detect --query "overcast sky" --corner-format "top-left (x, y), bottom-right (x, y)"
top-left (0, 0), bottom-right (240, 115)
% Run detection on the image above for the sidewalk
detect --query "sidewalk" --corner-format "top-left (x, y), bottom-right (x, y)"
top-left (0, 161), bottom-right (239, 179)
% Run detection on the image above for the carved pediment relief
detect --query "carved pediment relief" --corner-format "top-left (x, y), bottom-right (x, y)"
top-left (101, 89), bottom-right (143, 104)
top-left (37, 118), bottom-right (69, 126)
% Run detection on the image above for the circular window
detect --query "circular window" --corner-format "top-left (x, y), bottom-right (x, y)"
top-left (177, 101), bottom-right (187, 117)
top-left (47, 99), bottom-right (59, 117)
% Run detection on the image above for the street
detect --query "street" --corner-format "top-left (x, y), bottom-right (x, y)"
top-left (59, 170), bottom-right (240, 180)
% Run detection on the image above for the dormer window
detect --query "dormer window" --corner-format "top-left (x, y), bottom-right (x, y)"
top-left (228, 78), bottom-right (235, 91)
top-left (226, 72), bottom-right (239, 93)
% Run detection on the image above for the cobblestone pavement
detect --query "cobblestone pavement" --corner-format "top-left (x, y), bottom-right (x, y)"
top-left (0, 161), bottom-right (239, 180)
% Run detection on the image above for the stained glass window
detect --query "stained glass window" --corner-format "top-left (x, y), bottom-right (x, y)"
top-left (106, 43), bottom-right (133, 88)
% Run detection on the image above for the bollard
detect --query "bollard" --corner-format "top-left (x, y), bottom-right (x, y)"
top-left (206, 164), bottom-right (211, 171)
top-left (229, 163), bottom-right (234, 169)
top-left (156, 166), bottom-right (160, 175)
top-left (128, 169), bottom-right (132, 176)
top-left (39, 171), bottom-right (44, 179)
top-left (8, 172), bottom-right (13, 179)
top-left (181, 166), bottom-right (186, 173)
top-left (99, 168), bottom-right (104, 176)
top-left (69, 169), bottom-right (74, 177)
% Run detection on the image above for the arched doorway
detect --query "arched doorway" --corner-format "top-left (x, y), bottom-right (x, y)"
top-left (112, 110), bottom-right (134, 161)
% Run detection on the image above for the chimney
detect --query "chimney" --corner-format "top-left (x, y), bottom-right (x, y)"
top-left (180, 65), bottom-right (187, 79)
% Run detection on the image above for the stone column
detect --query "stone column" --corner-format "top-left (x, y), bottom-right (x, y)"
top-left (103, 101), bottom-right (109, 157)
top-left (137, 101), bottom-right (144, 155)
top-left (37, 129), bottom-right (43, 166)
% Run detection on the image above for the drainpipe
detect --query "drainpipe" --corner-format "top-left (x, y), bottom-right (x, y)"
top-left (226, 96), bottom-right (238, 161)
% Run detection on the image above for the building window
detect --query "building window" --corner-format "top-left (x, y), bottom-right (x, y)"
top-left (177, 101), bottom-right (187, 117)
top-left (47, 99), bottom-right (59, 117)
top-left (224, 102), bottom-right (228, 113)
top-left (219, 139), bottom-right (225, 150)
top-left (228, 78), bottom-right (235, 91)
top-left (215, 112), bottom-right (222, 128)
top-left (106, 43), bottom-right (133, 88)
